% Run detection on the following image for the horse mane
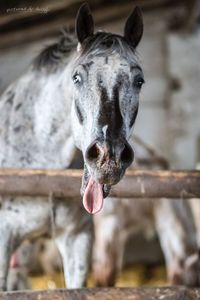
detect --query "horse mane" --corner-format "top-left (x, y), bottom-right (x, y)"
top-left (33, 31), bottom-right (137, 72)
top-left (33, 32), bottom-right (77, 72)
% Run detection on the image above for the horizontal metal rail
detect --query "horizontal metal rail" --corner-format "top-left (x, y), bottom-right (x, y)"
top-left (0, 287), bottom-right (199, 300)
top-left (0, 168), bottom-right (199, 198)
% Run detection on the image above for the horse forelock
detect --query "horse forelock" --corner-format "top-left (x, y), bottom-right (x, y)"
top-left (33, 30), bottom-right (139, 74)
top-left (78, 31), bottom-right (139, 65)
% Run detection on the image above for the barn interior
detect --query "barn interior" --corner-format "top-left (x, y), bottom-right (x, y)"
top-left (0, 0), bottom-right (200, 293)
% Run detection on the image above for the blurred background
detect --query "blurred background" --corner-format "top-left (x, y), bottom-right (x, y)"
top-left (0, 0), bottom-right (200, 291)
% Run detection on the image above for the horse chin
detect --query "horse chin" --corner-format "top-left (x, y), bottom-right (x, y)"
top-left (103, 184), bottom-right (111, 198)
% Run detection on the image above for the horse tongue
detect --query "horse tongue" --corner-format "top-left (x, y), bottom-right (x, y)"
top-left (83, 177), bottom-right (104, 214)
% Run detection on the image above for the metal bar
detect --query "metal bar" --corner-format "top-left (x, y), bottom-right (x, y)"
top-left (0, 287), bottom-right (199, 300)
top-left (0, 169), bottom-right (199, 198)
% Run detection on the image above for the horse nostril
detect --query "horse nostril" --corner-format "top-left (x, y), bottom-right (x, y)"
top-left (86, 142), bottom-right (100, 162)
top-left (86, 141), bottom-right (134, 167)
top-left (120, 142), bottom-right (134, 167)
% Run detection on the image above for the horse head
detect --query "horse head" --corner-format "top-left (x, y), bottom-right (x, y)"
top-left (71, 3), bottom-right (144, 213)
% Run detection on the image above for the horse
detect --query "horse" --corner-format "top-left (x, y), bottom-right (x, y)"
top-left (0, 3), bottom-right (144, 290)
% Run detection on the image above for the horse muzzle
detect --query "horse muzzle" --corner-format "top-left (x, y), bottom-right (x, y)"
top-left (85, 139), bottom-right (134, 185)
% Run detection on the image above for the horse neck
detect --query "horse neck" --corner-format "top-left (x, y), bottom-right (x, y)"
top-left (33, 60), bottom-right (74, 133)
top-left (29, 58), bottom-right (77, 167)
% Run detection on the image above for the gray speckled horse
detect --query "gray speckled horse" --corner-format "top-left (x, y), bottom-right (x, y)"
top-left (0, 3), bottom-right (144, 290)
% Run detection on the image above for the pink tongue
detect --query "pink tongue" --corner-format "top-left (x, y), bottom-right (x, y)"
top-left (83, 177), bottom-right (104, 214)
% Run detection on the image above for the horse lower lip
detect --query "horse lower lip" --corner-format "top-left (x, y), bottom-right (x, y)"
top-left (103, 185), bottom-right (111, 198)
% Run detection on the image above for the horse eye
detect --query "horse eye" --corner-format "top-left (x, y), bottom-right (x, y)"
top-left (134, 76), bottom-right (145, 89)
top-left (72, 73), bottom-right (82, 85)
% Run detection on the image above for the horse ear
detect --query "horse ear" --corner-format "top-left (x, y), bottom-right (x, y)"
top-left (124, 6), bottom-right (143, 48)
top-left (75, 3), bottom-right (94, 44)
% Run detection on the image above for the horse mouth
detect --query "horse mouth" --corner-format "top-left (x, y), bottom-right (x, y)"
top-left (81, 174), bottom-right (111, 214)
